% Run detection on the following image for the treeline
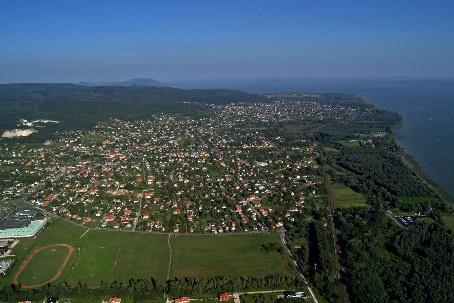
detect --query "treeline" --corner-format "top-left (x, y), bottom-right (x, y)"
top-left (165, 275), bottom-right (303, 296)
top-left (0, 83), bottom-right (267, 106)
top-left (335, 208), bottom-right (454, 303)
top-left (0, 274), bottom-right (301, 302)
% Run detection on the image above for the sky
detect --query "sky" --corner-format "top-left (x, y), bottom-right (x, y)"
top-left (1, 0), bottom-right (454, 83)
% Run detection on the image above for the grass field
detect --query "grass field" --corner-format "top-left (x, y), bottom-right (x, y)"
top-left (333, 183), bottom-right (367, 208)
top-left (441, 213), bottom-right (454, 231)
top-left (16, 244), bottom-right (72, 287)
top-left (338, 140), bottom-right (360, 148)
top-left (7, 218), bottom-right (295, 288)
top-left (170, 233), bottom-right (293, 278)
top-left (62, 230), bottom-right (170, 286)
top-left (323, 146), bottom-right (341, 156)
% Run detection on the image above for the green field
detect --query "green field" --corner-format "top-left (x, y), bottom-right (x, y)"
top-left (338, 140), bottom-right (360, 148)
top-left (17, 245), bottom-right (71, 286)
top-left (62, 229), bottom-right (170, 286)
top-left (7, 218), bottom-right (295, 288)
top-left (170, 233), bottom-right (293, 278)
top-left (323, 146), bottom-right (341, 156)
top-left (441, 213), bottom-right (454, 231)
top-left (333, 183), bottom-right (367, 208)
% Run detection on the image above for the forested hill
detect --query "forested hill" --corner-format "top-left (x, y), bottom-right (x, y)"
top-left (0, 83), bottom-right (267, 141)
top-left (0, 83), bottom-right (267, 105)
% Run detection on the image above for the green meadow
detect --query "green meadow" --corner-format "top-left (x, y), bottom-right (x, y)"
top-left (170, 233), bottom-right (294, 278)
top-left (7, 218), bottom-right (295, 288)
top-left (332, 183), bottom-right (367, 208)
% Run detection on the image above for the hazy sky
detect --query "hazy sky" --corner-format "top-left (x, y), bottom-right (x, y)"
top-left (1, 0), bottom-right (454, 83)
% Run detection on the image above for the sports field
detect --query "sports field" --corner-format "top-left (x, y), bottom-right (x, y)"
top-left (333, 183), bottom-right (367, 208)
top-left (14, 244), bottom-right (74, 288)
top-left (62, 229), bottom-right (170, 286)
top-left (8, 218), bottom-right (295, 288)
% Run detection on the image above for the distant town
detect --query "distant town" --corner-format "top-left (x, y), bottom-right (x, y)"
top-left (0, 99), bottom-right (371, 235)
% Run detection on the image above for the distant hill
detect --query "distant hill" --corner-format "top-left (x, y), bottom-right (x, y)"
top-left (78, 77), bottom-right (168, 87)
top-left (0, 83), bottom-right (267, 142)
top-left (0, 83), bottom-right (265, 104)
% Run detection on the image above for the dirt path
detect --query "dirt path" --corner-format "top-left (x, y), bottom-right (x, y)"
top-left (79, 228), bottom-right (89, 239)
top-left (12, 243), bottom-right (75, 288)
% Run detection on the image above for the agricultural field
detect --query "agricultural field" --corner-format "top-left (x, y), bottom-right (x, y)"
top-left (6, 218), bottom-right (295, 288)
top-left (332, 183), bottom-right (367, 208)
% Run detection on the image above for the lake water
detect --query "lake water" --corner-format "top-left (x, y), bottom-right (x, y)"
top-left (179, 79), bottom-right (454, 196)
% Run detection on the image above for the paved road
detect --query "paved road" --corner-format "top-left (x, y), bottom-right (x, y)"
top-left (386, 212), bottom-right (405, 229)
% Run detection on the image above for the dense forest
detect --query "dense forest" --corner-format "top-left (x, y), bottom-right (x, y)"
top-left (336, 209), bottom-right (453, 303)
top-left (337, 143), bottom-right (430, 197)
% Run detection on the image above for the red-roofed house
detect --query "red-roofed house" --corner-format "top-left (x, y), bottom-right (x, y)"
top-left (104, 212), bottom-right (115, 222)
top-left (44, 194), bottom-right (55, 202)
top-left (174, 296), bottom-right (190, 303)
top-left (109, 296), bottom-right (122, 303)
top-left (218, 292), bottom-right (231, 301)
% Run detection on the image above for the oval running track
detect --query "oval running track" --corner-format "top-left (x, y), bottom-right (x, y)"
top-left (12, 243), bottom-right (75, 288)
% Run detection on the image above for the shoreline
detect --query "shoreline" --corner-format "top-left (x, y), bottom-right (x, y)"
top-left (399, 152), bottom-right (453, 203)
top-left (387, 111), bottom-right (453, 203)
top-left (364, 94), bottom-right (453, 203)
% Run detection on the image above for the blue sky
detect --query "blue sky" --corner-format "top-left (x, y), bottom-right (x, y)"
top-left (1, 0), bottom-right (453, 83)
